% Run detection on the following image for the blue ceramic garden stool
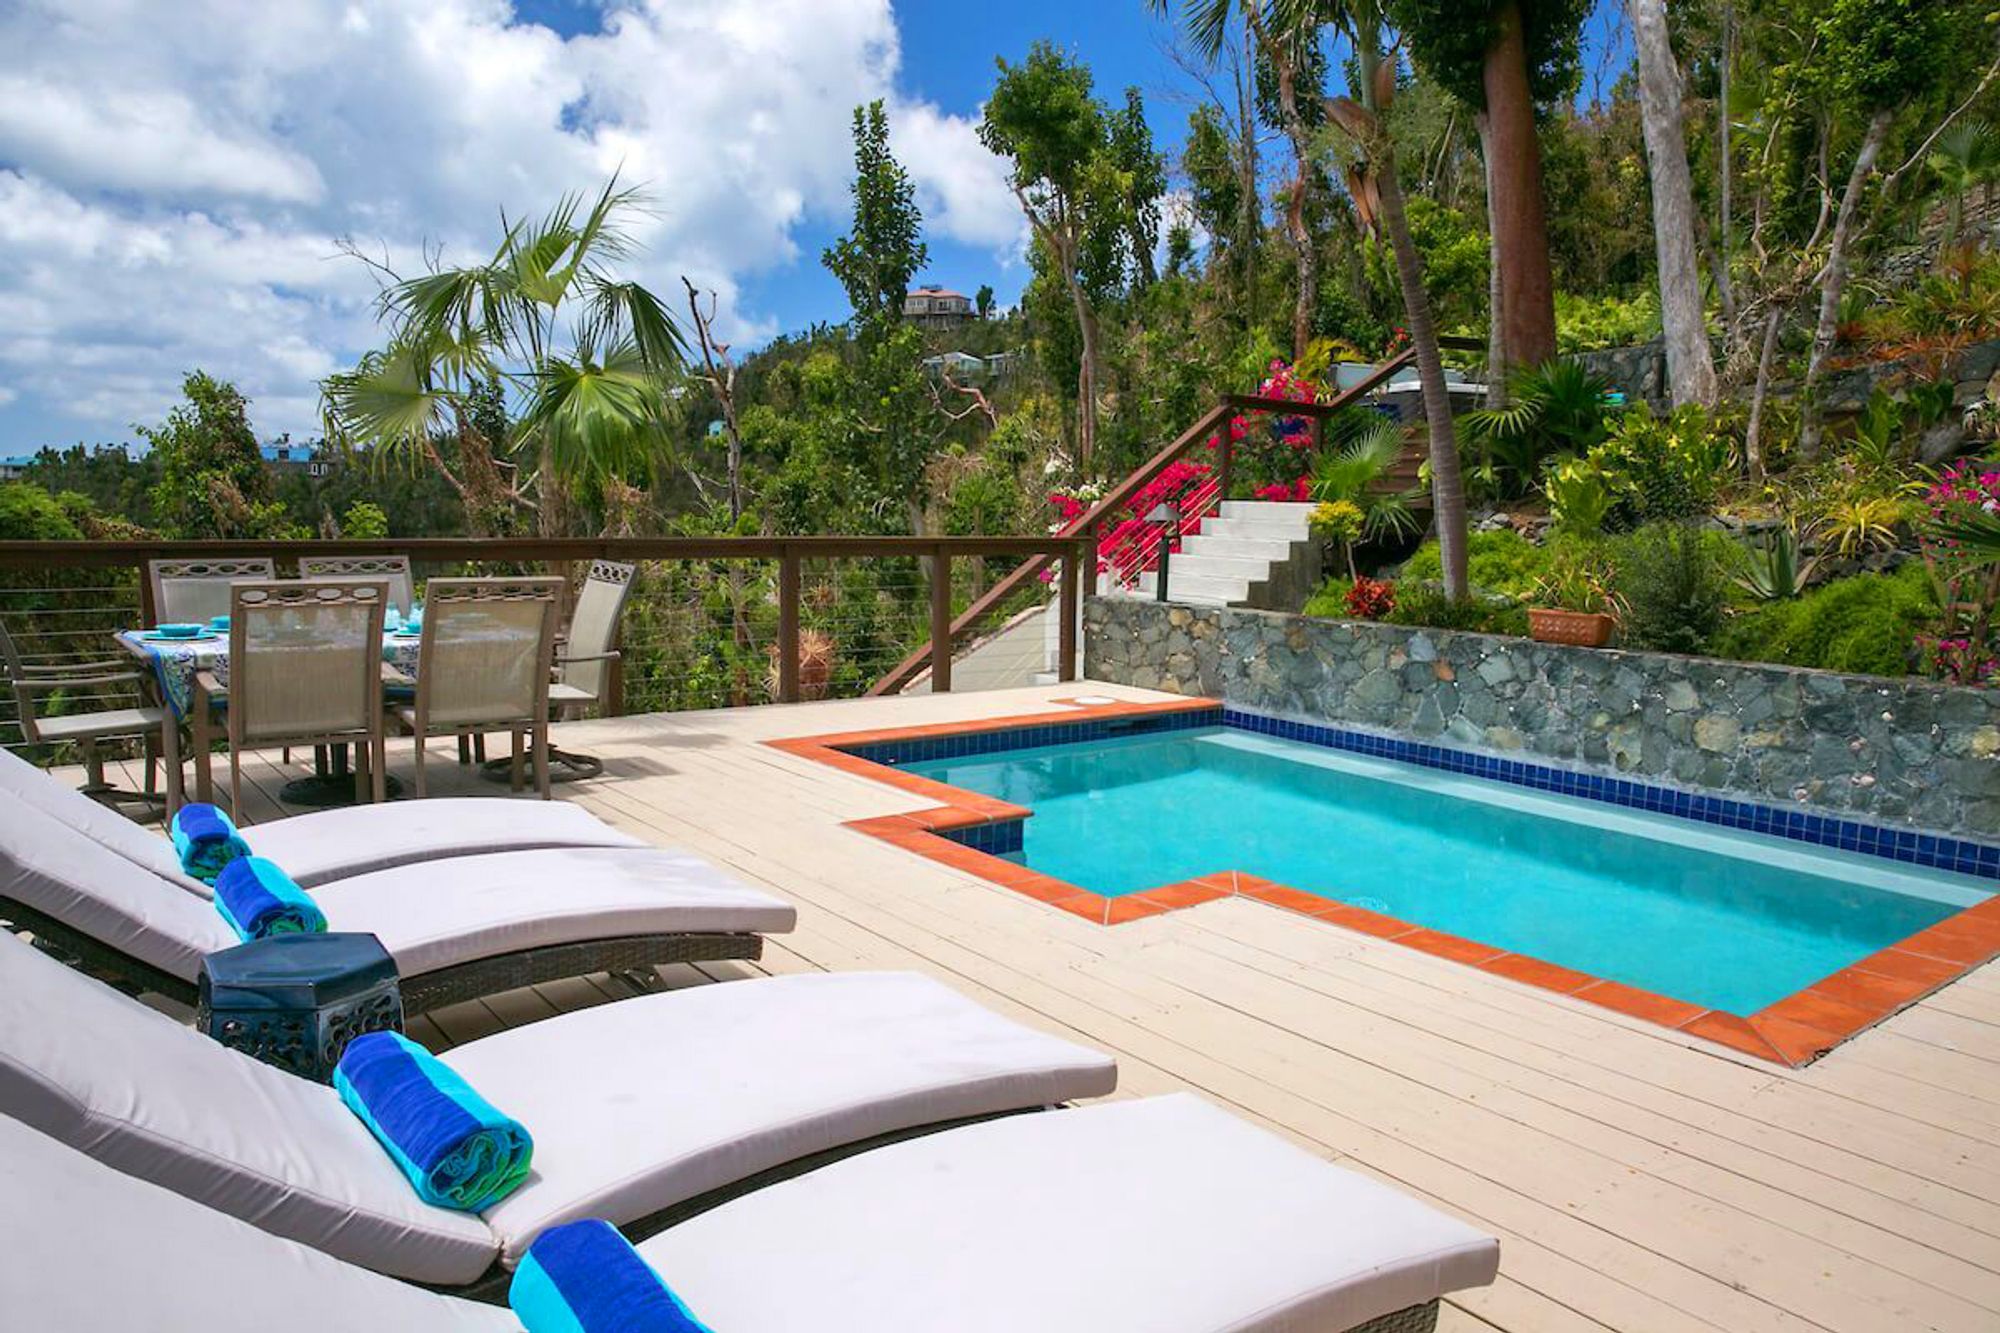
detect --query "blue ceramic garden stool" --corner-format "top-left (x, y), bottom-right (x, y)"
top-left (197, 932), bottom-right (403, 1081)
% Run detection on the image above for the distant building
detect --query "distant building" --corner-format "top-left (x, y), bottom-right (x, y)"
top-left (260, 443), bottom-right (332, 478)
top-left (903, 285), bottom-right (974, 328)
top-left (984, 351), bottom-right (1024, 379)
top-left (0, 456), bottom-right (34, 481)
top-left (921, 351), bottom-right (988, 380)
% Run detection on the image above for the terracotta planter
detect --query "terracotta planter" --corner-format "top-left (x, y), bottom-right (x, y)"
top-left (1528, 607), bottom-right (1616, 648)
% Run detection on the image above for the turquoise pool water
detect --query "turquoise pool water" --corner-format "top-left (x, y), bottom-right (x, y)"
top-left (904, 727), bottom-right (1993, 1014)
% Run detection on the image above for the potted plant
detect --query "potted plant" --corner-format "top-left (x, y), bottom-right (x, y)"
top-left (1528, 545), bottom-right (1622, 647)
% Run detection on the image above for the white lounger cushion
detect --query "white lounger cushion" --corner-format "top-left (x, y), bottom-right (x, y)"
top-left (0, 1114), bottom-right (516, 1333)
top-left (0, 795), bottom-right (234, 979)
top-left (314, 847), bottom-right (796, 978)
top-left (458, 970), bottom-right (1117, 1265)
top-left (0, 931), bottom-right (499, 1284)
top-left (0, 932), bottom-right (1118, 1287)
top-left (644, 1094), bottom-right (1501, 1333)
top-left (0, 743), bottom-right (645, 889)
top-left (243, 797), bottom-right (647, 888)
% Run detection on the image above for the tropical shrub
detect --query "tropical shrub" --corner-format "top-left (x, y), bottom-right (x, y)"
top-left (1462, 360), bottom-right (1612, 498)
top-left (1554, 290), bottom-right (1662, 354)
top-left (1387, 582), bottom-right (1531, 637)
top-left (1398, 529), bottom-right (1550, 600)
top-left (1309, 413), bottom-right (1422, 544)
top-left (1714, 564), bottom-right (1939, 677)
top-left (1735, 524), bottom-right (1816, 602)
top-left (1615, 523), bottom-right (1732, 654)
top-left (1543, 457), bottom-right (1619, 534)
top-left (1345, 576), bottom-right (1397, 619)
top-left (1591, 405), bottom-right (1734, 527)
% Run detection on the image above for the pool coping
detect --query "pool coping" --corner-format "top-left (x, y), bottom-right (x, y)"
top-left (769, 698), bottom-right (2000, 1068)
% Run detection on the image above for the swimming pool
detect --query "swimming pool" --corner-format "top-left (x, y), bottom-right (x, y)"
top-left (902, 725), bottom-right (1993, 1016)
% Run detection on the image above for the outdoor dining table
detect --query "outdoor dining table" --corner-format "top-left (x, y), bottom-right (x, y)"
top-left (115, 626), bottom-right (427, 807)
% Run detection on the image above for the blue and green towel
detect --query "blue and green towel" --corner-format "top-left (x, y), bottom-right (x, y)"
top-left (213, 856), bottom-right (326, 941)
top-left (169, 803), bottom-right (249, 883)
top-left (511, 1220), bottom-right (714, 1333)
top-left (334, 1031), bottom-right (534, 1212)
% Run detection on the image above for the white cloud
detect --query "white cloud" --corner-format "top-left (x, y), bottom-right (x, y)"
top-left (0, 0), bottom-right (1020, 444)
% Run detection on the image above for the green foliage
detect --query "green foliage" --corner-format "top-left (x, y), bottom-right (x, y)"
top-left (142, 372), bottom-right (293, 540)
top-left (1543, 456), bottom-right (1617, 534)
top-left (1615, 523), bottom-right (1734, 654)
top-left (0, 483), bottom-right (84, 541)
top-left (1387, 581), bottom-right (1532, 637)
top-left (1309, 413), bottom-right (1422, 540)
top-left (1462, 359), bottom-right (1610, 497)
top-left (822, 101), bottom-right (928, 325)
top-left (1399, 529), bottom-right (1551, 600)
top-left (1714, 563), bottom-right (1939, 676)
top-left (340, 500), bottom-right (390, 540)
top-left (1811, 0), bottom-right (1953, 113)
top-left (1181, 104), bottom-right (1240, 251)
top-left (1591, 405), bottom-right (1734, 527)
top-left (1386, 0), bottom-right (1595, 107)
top-left (1363, 196), bottom-right (1488, 334)
top-left (1554, 290), bottom-right (1660, 353)
top-left (1533, 537), bottom-right (1623, 615)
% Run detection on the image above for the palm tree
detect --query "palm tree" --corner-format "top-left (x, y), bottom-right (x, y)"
top-left (322, 178), bottom-right (687, 536)
top-left (1322, 1), bottom-right (1472, 599)
top-left (1929, 121), bottom-right (2000, 262)
top-left (1157, 0), bottom-right (1472, 598)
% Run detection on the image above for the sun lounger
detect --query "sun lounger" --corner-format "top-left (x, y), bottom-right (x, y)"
top-left (0, 928), bottom-right (1118, 1289)
top-left (0, 744), bottom-right (646, 888)
top-left (0, 795), bottom-right (796, 1013)
top-left (0, 1093), bottom-right (1499, 1332)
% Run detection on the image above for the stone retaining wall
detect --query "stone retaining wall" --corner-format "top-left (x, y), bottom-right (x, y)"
top-left (1084, 596), bottom-right (2000, 840)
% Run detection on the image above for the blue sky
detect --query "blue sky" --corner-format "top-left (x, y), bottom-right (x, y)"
top-left (0, 0), bottom-right (1627, 455)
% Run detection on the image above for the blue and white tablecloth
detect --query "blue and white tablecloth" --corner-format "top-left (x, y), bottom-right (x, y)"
top-left (117, 631), bottom-right (425, 718)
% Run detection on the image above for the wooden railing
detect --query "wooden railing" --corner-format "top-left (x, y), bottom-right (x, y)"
top-left (866, 339), bottom-right (1482, 696)
top-left (0, 536), bottom-right (1091, 735)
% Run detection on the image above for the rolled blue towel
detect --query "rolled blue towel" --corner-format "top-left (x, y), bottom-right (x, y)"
top-left (169, 803), bottom-right (249, 883)
top-left (334, 1032), bottom-right (533, 1212)
top-left (213, 856), bottom-right (327, 941)
top-left (511, 1220), bottom-right (714, 1333)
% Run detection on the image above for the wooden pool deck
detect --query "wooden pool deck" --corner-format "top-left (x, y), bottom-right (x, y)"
top-left (70, 683), bottom-right (2000, 1332)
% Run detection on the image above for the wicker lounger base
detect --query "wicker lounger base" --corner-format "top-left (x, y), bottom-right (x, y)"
top-left (0, 897), bottom-right (764, 1018)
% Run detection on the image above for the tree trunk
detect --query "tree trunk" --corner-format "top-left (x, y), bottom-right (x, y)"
top-left (1744, 304), bottom-right (1784, 482)
top-left (1377, 156), bottom-right (1470, 601)
top-left (1066, 264), bottom-right (1101, 470)
top-left (1798, 109), bottom-right (1893, 459)
top-left (1265, 26), bottom-right (1319, 361)
top-left (1719, 2), bottom-right (1735, 349)
top-left (1628, 0), bottom-right (1718, 407)
top-left (1477, 112), bottom-right (1508, 408)
top-left (1481, 1), bottom-right (1558, 371)
top-left (1237, 21), bottom-right (1261, 336)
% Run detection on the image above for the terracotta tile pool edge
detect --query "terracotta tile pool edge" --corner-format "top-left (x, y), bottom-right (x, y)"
top-left (772, 699), bottom-right (2000, 1068)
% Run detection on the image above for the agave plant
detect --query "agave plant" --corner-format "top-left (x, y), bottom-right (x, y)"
top-left (1735, 523), bottom-right (1817, 601)
top-left (321, 177), bottom-right (687, 535)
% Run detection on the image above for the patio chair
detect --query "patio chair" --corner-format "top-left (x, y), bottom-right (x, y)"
top-left (479, 559), bottom-right (635, 784)
top-left (0, 741), bottom-right (646, 886)
top-left (195, 579), bottom-right (389, 816)
top-left (299, 553), bottom-right (416, 618)
top-left (1, 614), bottom-right (174, 816)
top-left (398, 576), bottom-right (562, 798)
top-left (0, 928), bottom-right (1120, 1293)
top-left (1, 1086), bottom-right (1500, 1333)
top-left (0, 788), bottom-right (795, 1015)
top-left (147, 556), bottom-right (277, 625)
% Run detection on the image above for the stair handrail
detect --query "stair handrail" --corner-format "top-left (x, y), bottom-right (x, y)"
top-left (864, 339), bottom-right (1478, 696)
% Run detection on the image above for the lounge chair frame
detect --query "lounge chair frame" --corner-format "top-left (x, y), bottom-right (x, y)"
top-left (0, 894), bottom-right (762, 1015)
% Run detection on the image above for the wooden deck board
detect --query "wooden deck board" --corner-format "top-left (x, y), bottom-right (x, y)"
top-left (47, 682), bottom-right (2000, 1331)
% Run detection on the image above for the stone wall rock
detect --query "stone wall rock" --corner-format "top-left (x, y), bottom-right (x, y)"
top-left (1084, 596), bottom-right (2000, 840)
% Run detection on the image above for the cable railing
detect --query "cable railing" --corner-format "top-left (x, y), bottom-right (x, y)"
top-left (0, 535), bottom-right (1092, 756)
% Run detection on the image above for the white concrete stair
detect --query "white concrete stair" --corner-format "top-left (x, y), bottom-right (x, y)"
top-left (1124, 500), bottom-right (1318, 609)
